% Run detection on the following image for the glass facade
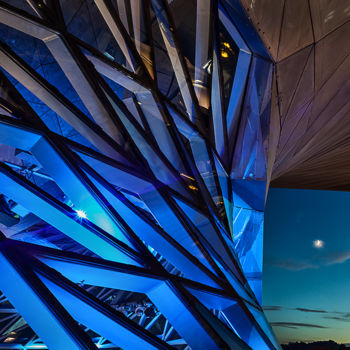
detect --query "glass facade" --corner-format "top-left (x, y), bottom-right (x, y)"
top-left (0, 0), bottom-right (279, 349)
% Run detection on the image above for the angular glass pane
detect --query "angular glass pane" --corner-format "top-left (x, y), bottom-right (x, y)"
top-left (61, 0), bottom-right (138, 70)
top-left (218, 20), bottom-right (239, 117)
top-left (0, 24), bottom-right (94, 120)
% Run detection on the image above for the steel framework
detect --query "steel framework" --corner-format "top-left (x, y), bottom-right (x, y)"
top-left (0, 0), bottom-right (279, 349)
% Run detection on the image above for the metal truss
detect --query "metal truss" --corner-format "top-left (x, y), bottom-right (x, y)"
top-left (0, 0), bottom-right (279, 349)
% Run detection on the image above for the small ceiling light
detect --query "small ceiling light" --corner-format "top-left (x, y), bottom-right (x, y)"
top-left (221, 50), bottom-right (229, 58)
top-left (76, 209), bottom-right (87, 219)
top-left (4, 337), bottom-right (16, 343)
top-left (202, 59), bottom-right (212, 74)
top-left (180, 173), bottom-right (195, 181)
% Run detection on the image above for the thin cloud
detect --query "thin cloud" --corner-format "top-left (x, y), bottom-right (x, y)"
top-left (263, 306), bottom-right (329, 313)
top-left (263, 306), bottom-right (282, 311)
top-left (262, 305), bottom-right (350, 321)
top-left (269, 249), bottom-right (350, 271)
top-left (264, 306), bottom-right (350, 326)
top-left (269, 260), bottom-right (318, 271)
top-left (270, 322), bottom-right (327, 329)
top-left (323, 316), bottom-right (350, 322)
top-left (294, 307), bottom-right (327, 313)
top-left (322, 251), bottom-right (350, 266)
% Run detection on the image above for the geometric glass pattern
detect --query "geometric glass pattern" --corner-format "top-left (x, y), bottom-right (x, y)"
top-left (0, 1), bottom-right (280, 349)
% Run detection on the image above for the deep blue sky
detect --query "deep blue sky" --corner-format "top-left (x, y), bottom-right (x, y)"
top-left (263, 188), bottom-right (350, 344)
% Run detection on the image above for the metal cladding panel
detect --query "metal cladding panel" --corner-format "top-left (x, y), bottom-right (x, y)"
top-left (241, 0), bottom-right (350, 191)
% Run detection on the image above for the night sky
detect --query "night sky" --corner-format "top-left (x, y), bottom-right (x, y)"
top-left (263, 188), bottom-right (350, 345)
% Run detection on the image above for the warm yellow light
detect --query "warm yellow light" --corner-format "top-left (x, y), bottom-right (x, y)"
top-left (4, 337), bottom-right (15, 343)
top-left (221, 50), bottom-right (229, 58)
top-left (188, 185), bottom-right (198, 191)
top-left (223, 42), bottom-right (231, 48)
top-left (180, 173), bottom-right (195, 181)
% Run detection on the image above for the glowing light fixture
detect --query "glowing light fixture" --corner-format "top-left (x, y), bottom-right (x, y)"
top-left (221, 50), bottom-right (229, 58)
top-left (75, 209), bottom-right (87, 219)
top-left (180, 173), bottom-right (195, 181)
top-left (4, 337), bottom-right (15, 343)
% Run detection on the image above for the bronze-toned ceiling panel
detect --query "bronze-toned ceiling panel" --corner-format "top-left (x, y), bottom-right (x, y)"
top-left (315, 20), bottom-right (350, 90)
top-left (239, 0), bottom-right (284, 60)
top-left (277, 45), bottom-right (313, 118)
top-left (240, 0), bottom-right (350, 190)
top-left (310, 0), bottom-right (350, 41)
top-left (277, 0), bottom-right (313, 60)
